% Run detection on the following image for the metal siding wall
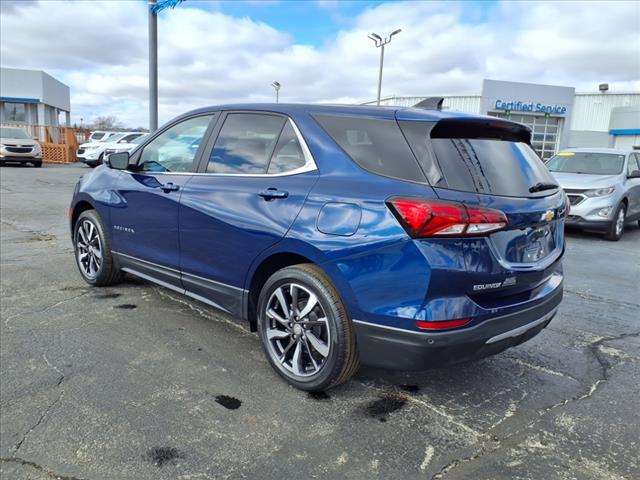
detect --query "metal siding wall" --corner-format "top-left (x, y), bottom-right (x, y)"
top-left (571, 94), bottom-right (640, 131)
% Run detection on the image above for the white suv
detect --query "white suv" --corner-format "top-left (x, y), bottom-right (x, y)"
top-left (77, 132), bottom-right (146, 167)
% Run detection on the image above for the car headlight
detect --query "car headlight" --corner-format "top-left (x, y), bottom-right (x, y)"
top-left (584, 186), bottom-right (615, 197)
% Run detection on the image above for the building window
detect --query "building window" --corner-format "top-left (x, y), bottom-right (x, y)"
top-left (489, 112), bottom-right (561, 161)
top-left (4, 102), bottom-right (27, 123)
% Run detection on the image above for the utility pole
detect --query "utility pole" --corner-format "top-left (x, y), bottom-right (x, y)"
top-left (148, 0), bottom-right (158, 131)
top-left (368, 29), bottom-right (401, 106)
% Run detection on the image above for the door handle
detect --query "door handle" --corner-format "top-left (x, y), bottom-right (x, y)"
top-left (161, 182), bottom-right (180, 193)
top-left (258, 188), bottom-right (289, 200)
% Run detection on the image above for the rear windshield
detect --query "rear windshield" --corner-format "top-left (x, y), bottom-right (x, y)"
top-left (312, 114), bottom-right (426, 183)
top-left (546, 152), bottom-right (625, 175)
top-left (401, 121), bottom-right (557, 197)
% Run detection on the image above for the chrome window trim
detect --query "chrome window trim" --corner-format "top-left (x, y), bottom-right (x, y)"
top-left (126, 117), bottom-right (317, 178)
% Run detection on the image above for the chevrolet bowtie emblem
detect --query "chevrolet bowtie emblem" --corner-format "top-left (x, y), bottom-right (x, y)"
top-left (542, 210), bottom-right (555, 222)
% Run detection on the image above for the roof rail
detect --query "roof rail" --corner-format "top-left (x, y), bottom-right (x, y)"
top-left (413, 97), bottom-right (444, 111)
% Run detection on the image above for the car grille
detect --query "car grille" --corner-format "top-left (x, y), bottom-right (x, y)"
top-left (568, 194), bottom-right (585, 206)
top-left (6, 146), bottom-right (33, 153)
top-left (77, 149), bottom-right (85, 155)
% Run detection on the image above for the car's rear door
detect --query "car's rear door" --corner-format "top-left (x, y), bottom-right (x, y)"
top-left (178, 111), bottom-right (318, 315)
top-left (110, 113), bottom-right (218, 288)
top-left (626, 153), bottom-right (640, 219)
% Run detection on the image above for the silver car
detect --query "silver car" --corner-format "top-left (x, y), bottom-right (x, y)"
top-left (546, 148), bottom-right (640, 240)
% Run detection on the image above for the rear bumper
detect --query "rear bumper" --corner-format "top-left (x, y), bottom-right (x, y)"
top-left (353, 283), bottom-right (562, 370)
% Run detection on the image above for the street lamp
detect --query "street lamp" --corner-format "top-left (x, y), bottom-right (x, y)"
top-left (368, 29), bottom-right (402, 106)
top-left (271, 81), bottom-right (281, 103)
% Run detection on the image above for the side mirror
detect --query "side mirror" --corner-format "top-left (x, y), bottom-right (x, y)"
top-left (107, 152), bottom-right (130, 170)
top-left (628, 170), bottom-right (640, 179)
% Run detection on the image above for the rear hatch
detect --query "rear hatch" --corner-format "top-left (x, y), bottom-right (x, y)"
top-left (396, 114), bottom-right (566, 304)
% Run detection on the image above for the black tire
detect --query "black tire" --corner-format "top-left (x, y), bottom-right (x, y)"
top-left (33, 161), bottom-right (42, 168)
top-left (73, 210), bottom-right (123, 286)
top-left (605, 203), bottom-right (626, 241)
top-left (257, 264), bottom-right (360, 391)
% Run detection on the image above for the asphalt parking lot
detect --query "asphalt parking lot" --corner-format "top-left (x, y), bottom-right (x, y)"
top-left (1, 163), bottom-right (638, 480)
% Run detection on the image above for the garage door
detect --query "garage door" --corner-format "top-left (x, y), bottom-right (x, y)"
top-left (490, 112), bottom-right (561, 160)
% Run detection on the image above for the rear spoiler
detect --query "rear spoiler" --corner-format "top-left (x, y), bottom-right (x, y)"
top-left (431, 117), bottom-right (531, 144)
top-left (413, 97), bottom-right (444, 111)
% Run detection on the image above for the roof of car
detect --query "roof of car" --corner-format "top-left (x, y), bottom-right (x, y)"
top-left (179, 103), bottom-right (494, 122)
top-left (561, 147), bottom-right (634, 154)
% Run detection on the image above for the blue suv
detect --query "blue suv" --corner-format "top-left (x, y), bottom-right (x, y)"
top-left (70, 104), bottom-right (566, 391)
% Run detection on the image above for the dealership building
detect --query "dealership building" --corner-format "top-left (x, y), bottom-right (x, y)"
top-left (366, 79), bottom-right (640, 160)
top-left (0, 67), bottom-right (71, 128)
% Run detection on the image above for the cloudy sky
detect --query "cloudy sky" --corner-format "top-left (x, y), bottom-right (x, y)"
top-left (1, 0), bottom-right (638, 128)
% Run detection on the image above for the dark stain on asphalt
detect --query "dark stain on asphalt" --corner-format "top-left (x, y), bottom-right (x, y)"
top-left (215, 395), bottom-right (242, 410)
top-left (308, 391), bottom-right (331, 401)
top-left (145, 446), bottom-right (184, 467)
top-left (399, 384), bottom-right (420, 394)
top-left (94, 292), bottom-right (121, 299)
top-left (364, 395), bottom-right (407, 421)
top-left (114, 304), bottom-right (137, 309)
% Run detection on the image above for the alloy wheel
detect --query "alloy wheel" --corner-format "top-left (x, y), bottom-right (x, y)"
top-left (76, 219), bottom-right (102, 279)
top-left (264, 283), bottom-right (331, 377)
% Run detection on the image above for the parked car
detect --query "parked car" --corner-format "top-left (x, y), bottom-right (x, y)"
top-left (77, 132), bottom-right (146, 167)
top-left (69, 104), bottom-right (567, 391)
top-left (0, 126), bottom-right (42, 167)
top-left (546, 148), bottom-right (640, 240)
top-left (103, 134), bottom-right (148, 161)
top-left (87, 131), bottom-right (118, 142)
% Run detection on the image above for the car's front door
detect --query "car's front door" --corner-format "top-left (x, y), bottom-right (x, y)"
top-left (178, 112), bottom-right (318, 315)
top-left (110, 113), bottom-right (217, 288)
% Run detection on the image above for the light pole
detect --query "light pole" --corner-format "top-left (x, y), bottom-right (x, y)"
top-left (368, 29), bottom-right (401, 106)
top-left (271, 81), bottom-right (281, 103)
top-left (148, 0), bottom-right (158, 131)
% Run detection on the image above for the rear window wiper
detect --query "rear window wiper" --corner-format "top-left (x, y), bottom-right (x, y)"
top-left (528, 182), bottom-right (559, 193)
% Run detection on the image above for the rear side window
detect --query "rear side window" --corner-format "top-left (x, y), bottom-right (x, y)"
top-left (430, 138), bottom-right (556, 197)
top-left (207, 113), bottom-right (285, 174)
top-left (267, 122), bottom-right (306, 174)
top-left (313, 114), bottom-right (426, 183)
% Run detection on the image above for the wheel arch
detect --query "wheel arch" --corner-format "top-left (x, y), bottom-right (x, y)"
top-left (243, 242), bottom-right (356, 332)
top-left (70, 198), bottom-right (96, 234)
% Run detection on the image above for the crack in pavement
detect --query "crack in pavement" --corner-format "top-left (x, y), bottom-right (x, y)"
top-left (0, 457), bottom-right (85, 480)
top-left (564, 288), bottom-right (640, 309)
top-left (430, 330), bottom-right (640, 479)
top-left (12, 354), bottom-right (66, 454)
top-left (3, 291), bottom-right (90, 325)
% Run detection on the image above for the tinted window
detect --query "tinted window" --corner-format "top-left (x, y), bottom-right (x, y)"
top-left (139, 115), bottom-right (213, 172)
top-left (546, 152), bottom-right (625, 175)
top-left (90, 132), bottom-right (106, 140)
top-left (430, 138), bottom-right (557, 197)
top-left (313, 114), bottom-right (426, 183)
top-left (120, 133), bottom-right (143, 143)
top-left (207, 114), bottom-right (285, 174)
top-left (267, 122), bottom-right (306, 174)
top-left (398, 121), bottom-right (444, 186)
top-left (627, 154), bottom-right (640, 175)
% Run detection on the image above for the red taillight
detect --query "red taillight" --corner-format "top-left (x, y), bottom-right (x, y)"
top-left (388, 197), bottom-right (507, 238)
top-left (415, 318), bottom-right (471, 330)
top-left (69, 207), bottom-right (73, 222)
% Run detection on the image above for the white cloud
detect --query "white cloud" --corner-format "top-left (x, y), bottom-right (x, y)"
top-left (1, 0), bottom-right (638, 127)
